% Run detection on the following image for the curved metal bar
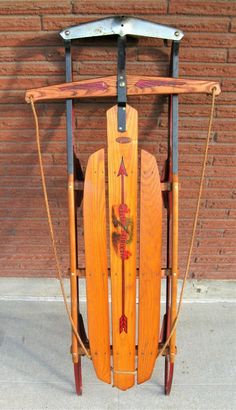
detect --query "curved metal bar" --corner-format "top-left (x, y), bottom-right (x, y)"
top-left (60, 16), bottom-right (184, 41)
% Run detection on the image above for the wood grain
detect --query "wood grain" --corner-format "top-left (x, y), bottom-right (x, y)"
top-left (107, 104), bottom-right (138, 390)
top-left (83, 149), bottom-right (111, 383)
top-left (137, 150), bottom-right (162, 384)
top-left (25, 75), bottom-right (221, 102)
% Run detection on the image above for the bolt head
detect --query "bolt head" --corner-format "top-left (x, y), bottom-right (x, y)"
top-left (175, 31), bottom-right (180, 37)
top-left (65, 30), bottom-right (70, 36)
top-left (119, 81), bottom-right (125, 87)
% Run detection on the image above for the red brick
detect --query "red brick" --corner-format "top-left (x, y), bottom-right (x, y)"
top-left (221, 79), bottom-right (236, 92)
top-left (0, 62), bottom-right (64, 76)
top-left (0, 4), bottom-right (234, 280)
top-left (73, 46), bottom-right (137, 62)
top-left (207, 199), bottom-right (236, 209)
top-left (181, 33), bottom-right (236, 48)
top-left (193, 247), bottom-right (222, 256)
top-left (138, 47), bottom-right (227, 63)
top-left (0, 16), bottom-right (41, 31)
top-left (73, 0), bottom-right (167, 14)
top-left (0, 104), bottom-right (65, 118)
top-left (1, 141), bottom-right (65, 156)
top-left (43, 15), bottom-right (230, 33)
top-left (208, 178), bottom-right (236, 189)
top-left (231, 18), bottom-right (236, 32)
top-left (0, 116), bottom-right (66, 130)
top-left (0, 76), bottom-right (65, 90)
top-left (42, 16), bottom-right (97, 31)
top-left (180, 62), bottom-right (236, 78)
top-left (0, 1), bottom-right (72, 15)
top-left (0, 32), bottom-right (61, 47)
top-left (201, 220), bottom-right (235, 230)
top-left (198, 238), bottom-right (232, 247)
top-left (224, 229), bottom-right (236, 238)
top-left (216, 106), bottom-right (236, 119)
top-left (228, 49), bottom-right (236, 62)
top-left (179, 208), bottom-right (228, 219)
top-left (0, 163), bottom-right (67, 177)
top-left (0, 47), bottom-right (65, 63)
top-left (195, 255), bottom-right (236, 265)
top-left (160, 15), bottom-right (230, 32)
top-left (0, 90), bottom-right (26, 104)
top-left (179, 92), bottom-right (235, 106)
top-left (169, 1), bottom-right (236, 17)
top-left (212, 131), bottom-right (236, 143)
top-left (78, 61), bottom-right (168, 76)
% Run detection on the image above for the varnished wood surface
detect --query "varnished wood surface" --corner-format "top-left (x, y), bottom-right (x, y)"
top-left (25, 75), bottom-right (221, 102)
top-left (137, 150), bottom-right (162, 384)
top-left (107, 104), bottom-right (138, 390)
top-left (83, 149), bottom-right (111, 383)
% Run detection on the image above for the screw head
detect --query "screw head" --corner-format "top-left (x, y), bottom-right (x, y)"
top-left (119, 126), bottom-right (123, 131)
top-left (65, 30), bottom-right (70, 36)
top-left (175, 31), bottom-right (180, 37)
top-left (119, 81), bottom-right (125, 87)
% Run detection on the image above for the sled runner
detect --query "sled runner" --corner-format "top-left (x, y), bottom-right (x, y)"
top-left (25, 16), bottom-right (221, 395)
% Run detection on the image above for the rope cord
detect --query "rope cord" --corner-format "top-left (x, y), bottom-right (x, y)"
top-left (30, 97), bottom-right (91, 360)
top-left (157, 87), bottom-right (217, 359)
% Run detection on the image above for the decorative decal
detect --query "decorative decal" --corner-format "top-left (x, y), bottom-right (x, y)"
top-left (112, 157), bottom-right (133, 334)
top-left (59, 81), bottom-right (108, 92)
top-left (135, 79), bottom-right (186, 89)
top-left (112, 205), bottom-right (133, 259)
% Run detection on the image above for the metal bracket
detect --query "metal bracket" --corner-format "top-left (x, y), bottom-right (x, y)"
top-left (60, 16), bottom-right (184, 42)
top-left (117, 36), bottom-right (127, 132)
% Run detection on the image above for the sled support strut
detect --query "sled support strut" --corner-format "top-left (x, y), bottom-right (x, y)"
top-left (65, 39), bottom-right (82, 395)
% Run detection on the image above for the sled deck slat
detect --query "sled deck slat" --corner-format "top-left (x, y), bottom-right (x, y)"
top-left (107, 104), bottom-right (138, 390)
top-left (83, 148), bottom-right (111, 384)
top-left (138, 149), bottom-right (162, 384)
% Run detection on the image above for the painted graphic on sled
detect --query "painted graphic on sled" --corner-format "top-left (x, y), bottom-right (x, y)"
top-left (111, 157), bottom-right (134, 333)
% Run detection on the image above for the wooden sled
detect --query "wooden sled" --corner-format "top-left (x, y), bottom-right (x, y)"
top-left (25, 16), bottom-right (221, 395)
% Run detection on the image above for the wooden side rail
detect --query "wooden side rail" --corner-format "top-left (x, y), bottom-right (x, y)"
top-left (25, 75), bottom-right (221, 103)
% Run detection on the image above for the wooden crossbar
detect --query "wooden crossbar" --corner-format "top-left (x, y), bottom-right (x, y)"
top-left (25, 75), bottom-right (221, 103)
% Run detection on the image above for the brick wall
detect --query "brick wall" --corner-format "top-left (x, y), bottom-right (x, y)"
top-left (0, 1), bottom-right (235, 279)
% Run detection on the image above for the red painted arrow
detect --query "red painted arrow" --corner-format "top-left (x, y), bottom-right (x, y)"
top-left (117, 157), bottom-right (128, 333)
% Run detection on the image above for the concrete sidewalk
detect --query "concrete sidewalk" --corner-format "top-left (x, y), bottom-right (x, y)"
top-left (0, 281), bottom-right (235, 409)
